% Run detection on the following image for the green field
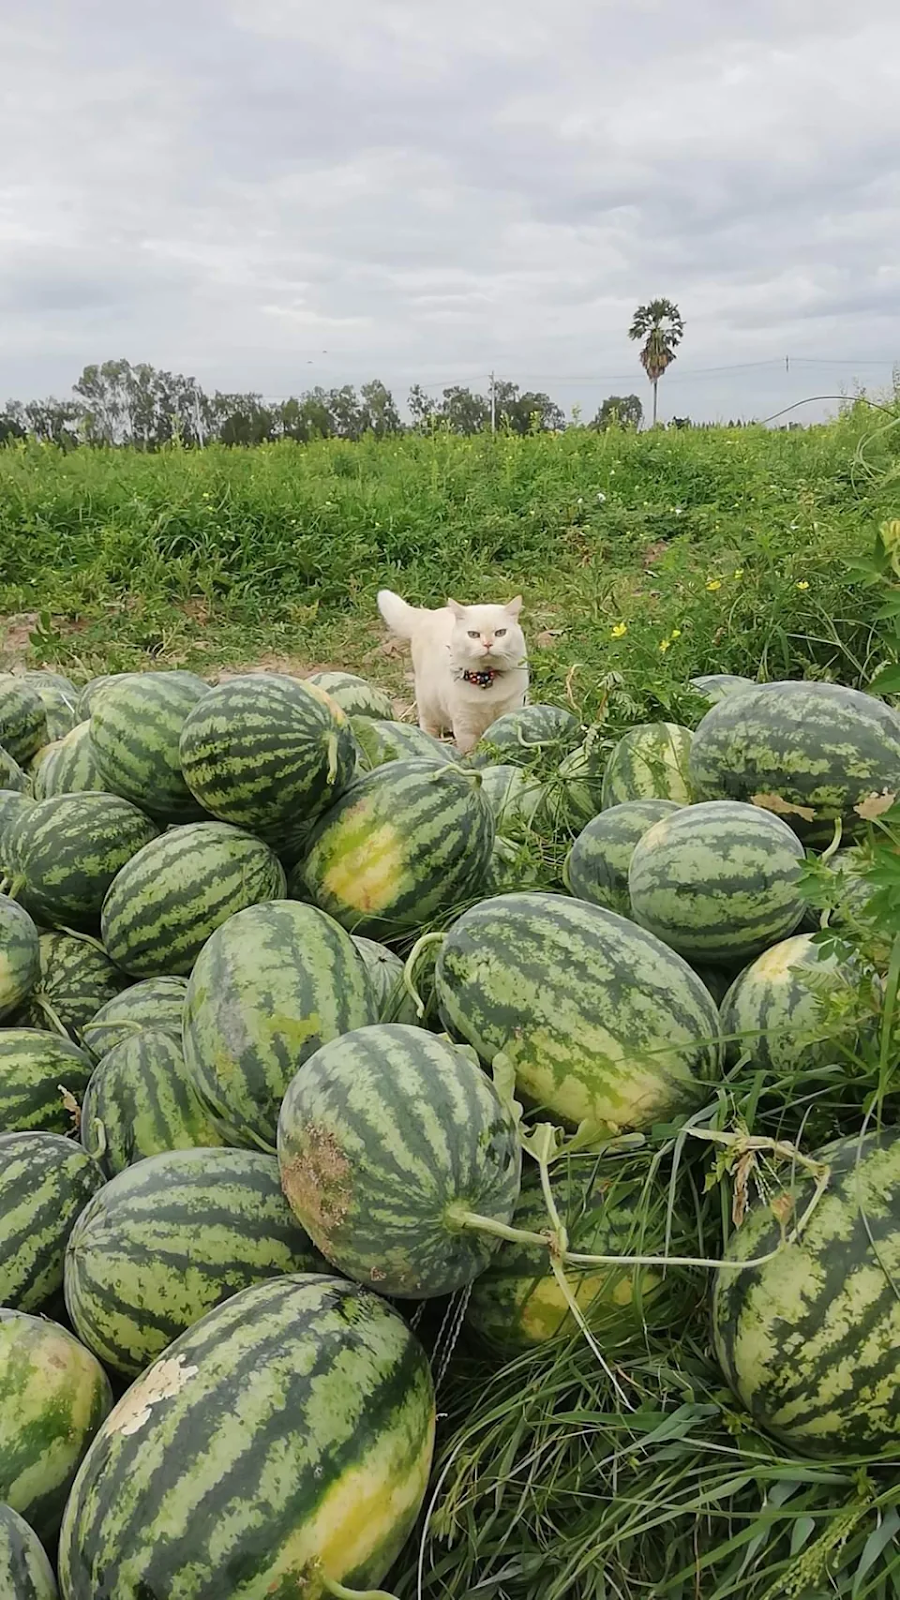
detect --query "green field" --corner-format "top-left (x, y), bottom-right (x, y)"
top-left (2, 405), bottom-right (898, 720)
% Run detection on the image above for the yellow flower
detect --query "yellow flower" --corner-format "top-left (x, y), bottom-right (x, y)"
top-left (611, 622), bottom-right (628, 639)
top-left (670, 628), bottom-right (682, 639)
top-left (734, 568), bottom-right (744, 580)
top-left (706, 579), bottom-right (722, 592)
top-left (659, 638), bottom-right (671, 653)
top-left (796, 580), bottom-right (809, 591)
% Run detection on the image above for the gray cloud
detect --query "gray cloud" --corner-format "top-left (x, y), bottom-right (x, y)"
top-left (0, 0), bottom-right (898, 422)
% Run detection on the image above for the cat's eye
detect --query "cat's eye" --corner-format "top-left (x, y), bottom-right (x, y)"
top-left (467, 630), bottom-right (480, 638)
top-left (495, 628), bottom-right (507, 637)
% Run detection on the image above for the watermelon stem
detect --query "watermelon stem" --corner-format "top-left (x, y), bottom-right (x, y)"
top-left (57, 924), bottom-right (107, 953)
top-left (34, 994), bottom-right (73, 1039)
top-left (445, 1206), bottom-right (550, 1250)
top-left (819, 816), bottom-right (843, 864)
top-left (322, 1581), bottom-right (401, 1600)
top-left (325, 731), bottom-right (341, 785)
top-left (402, 931), bottom-right (445, 1018)
top-left (1, 874), bottom-right (25, 901)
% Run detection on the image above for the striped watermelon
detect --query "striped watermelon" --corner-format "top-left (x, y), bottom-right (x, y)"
top-left (7, 794), bottom-right (158, 932)
top-left (59, 1274), bottom-right (435, 1600)
top-left (81, 1029), bottom-right (225, 1176)
top-left (75, 676), bottom-right (115, 720)
top-left (712, 1128), bottom-right (900, 1457)
top-left (436, 892), bottom-right (720, 1131)
top-left (541, 732), bottom-right (608, 832)
top-left (0, 1132), bottom-right (104, 1311)
top-left (0, 1503), bottom-right (58, 1599)
top-left (90, 671), bottom-right (208, 823)
top-left (0, 793), bottom-right (34, 856)
top-left (474, 704), bottom-right (582, 767)
top-left (100, 822), bottom-right (286, 977)
top-left (0, 1310), bottom-right (112, 1547)
top-left (307, 669), bottom-right (394, 719)
top-left (689, 679), bottom-right (900, 841)
top-left (690, 673), bottom-right (755, 708)
top-left (298, 759), bottom-right (494, 940)
top-left (32, 722), bottom-right (106, 799)
top-left (628, 800), bottom-right (806, 965)
top-left (278, 1023), bottom-right (522, 1297)
top-left (65, 1147), bottom-right (324, 1376)
top-left (81, 976), bottom-right (187, 1061)
top-left (351, 715), bottom-right (455, 770)
top-left (0, 749), bottom-right (29, 792)
top-left (0, 1031), bottom-right (94, 1134)
top-left (478, 762), bottom-right (544, 839)
top-left (179, 673), bottom-right (356, 849)
top-left (353, 934), bottom-right (418, 1023)
top-left (0, 679), bottom-right (47, 768)
top-left (601, 722), bottom-right (693, 809)
top-left (15, 932), bottom-right (130, 1042)
top-left (182, 899), bottom-right (378, 1150)
top-left (483, 835), bottom-right (543, 895)
top-left (23, 674), bottom-right (78, 743)
top-left (0, 897), bottom-right (40, 1019)
top-left (564, 799), bottom-right (683, 915)
top-left (467, 1156), bottom-right (688, 1353)
top-left (719, 932), bottom-right (867, 1074)
top-left (23, 670), bottom-right (77, 697)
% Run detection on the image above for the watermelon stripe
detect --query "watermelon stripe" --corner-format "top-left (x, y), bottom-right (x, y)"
top-left (183, 900), bottom-right (378, 1150)
top-left (0, 1503), bottom-right (59, 1599)
top-left (436, 891), bottom-right (720, 1131)
top-left (82, 976), bottom-right (187, 1061)
top-left (178, 675), bottom-right (355, 843)
top-left (0, 1133), bottom-right (104, 1312)
top-left (689, 680), bottom-right (900, 841)
top-left (0, 1310), bottom-right (113, 1546)
top-left (101, 822), bottom-right (286, 976)
top-left (0, 1029), bottom-right (94, 1134)
top-left (713, 1131), bottom-right (900, 1456)
top-left (59, 1275), bottom-right (435, 1599)
top-left (81, 1028), bottom-right (224, 1175)
top-left (628, 801), bottom-right (806, 964)
top-left (278, 1023), bottom-right (522, 1297)
top-left (299, 759), bottom-right (494, 939)
top-left (90, 672), bottom-right (208, 822)
top-left (64, 1147), bottom-right (323, 1375)
top-left (8, 793), bottom-right (159, 932)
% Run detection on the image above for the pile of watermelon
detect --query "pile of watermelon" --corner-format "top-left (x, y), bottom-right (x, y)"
top-left (0, 661), bottom-right (898, 1598)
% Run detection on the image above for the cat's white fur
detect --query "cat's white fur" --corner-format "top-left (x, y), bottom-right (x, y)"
top-left (377, 590), bottom-right (528, 753)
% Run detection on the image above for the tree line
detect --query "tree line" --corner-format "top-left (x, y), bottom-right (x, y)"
top-left (0, 361), bottom-right (645, 449)
top-left (0, 300), bottom-right (693, 449)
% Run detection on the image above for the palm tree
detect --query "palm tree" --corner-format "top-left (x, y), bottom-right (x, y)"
top-left (629, 299), bottom-right (685, 426)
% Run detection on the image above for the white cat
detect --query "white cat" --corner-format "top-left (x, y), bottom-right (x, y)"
top-left (376, 590), bottom-right (528, 754)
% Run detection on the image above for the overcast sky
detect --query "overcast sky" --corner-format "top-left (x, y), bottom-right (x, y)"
top-left (1, 0), bottom-right (898, 423)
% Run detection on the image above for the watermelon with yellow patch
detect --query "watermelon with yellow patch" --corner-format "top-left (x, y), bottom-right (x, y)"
top-left (295, 759), bottom-right (494, 940)
top-left (467, 1156), bottom-right (696, 1353)
top-left (58, 1274), bottom-right (435, 1600)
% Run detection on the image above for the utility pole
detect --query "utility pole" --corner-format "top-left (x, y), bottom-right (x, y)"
top-left (489, 372), bottom-right (496, 434)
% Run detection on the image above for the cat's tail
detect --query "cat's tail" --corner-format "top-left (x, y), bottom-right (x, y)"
top-left (377, 589), bottom-right (419, 640)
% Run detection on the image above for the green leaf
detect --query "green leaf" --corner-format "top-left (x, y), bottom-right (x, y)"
top-left (853, 1506), bottom-right (900, 1597)
top-left (868, 665), bottom-right (900, 693)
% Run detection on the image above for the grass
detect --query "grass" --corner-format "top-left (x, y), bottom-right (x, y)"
top-left (2, 403), bottom-right (900, 724)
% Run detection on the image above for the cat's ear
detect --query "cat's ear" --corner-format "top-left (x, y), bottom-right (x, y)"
top-left (446, 598), bottom-right (466, 619)
top-left (506, 595), bottom-right (524, 618)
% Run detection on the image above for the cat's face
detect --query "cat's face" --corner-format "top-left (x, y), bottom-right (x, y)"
top-left (447, 597), bottom-right (525, 670)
